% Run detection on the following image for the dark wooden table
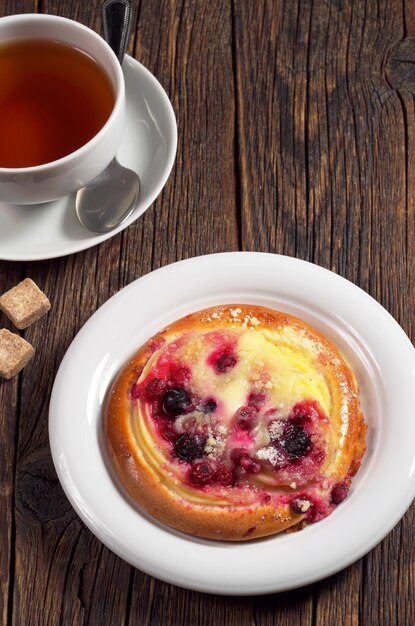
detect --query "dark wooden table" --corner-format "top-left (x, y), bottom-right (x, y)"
top-left (1, 0), bottom-right (415, 624)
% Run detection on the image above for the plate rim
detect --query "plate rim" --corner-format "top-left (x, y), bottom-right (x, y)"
top-left (49, 252), bottom-right (415, 594)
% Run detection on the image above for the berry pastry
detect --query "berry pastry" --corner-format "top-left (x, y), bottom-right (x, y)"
top-left (105, 305), bottom-right (367, 540)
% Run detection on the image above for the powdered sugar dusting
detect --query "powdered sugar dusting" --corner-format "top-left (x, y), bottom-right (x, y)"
top-left (268, 420), bottom-right (284, 441)
top-left (203, 306), bottom-right (265, 331)
top-left (279, 325), bottom-right (319, 355)
top-left (204, 433), bottom-right (227, 458)
top-left (256, 445), bottom-right (284, 466)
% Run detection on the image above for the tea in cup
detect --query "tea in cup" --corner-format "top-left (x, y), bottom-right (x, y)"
top-left (0, 14), bottom-right (125, 204)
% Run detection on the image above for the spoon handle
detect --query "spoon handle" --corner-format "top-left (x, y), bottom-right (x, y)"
top-left (102, 0), bottom-right (132, 64)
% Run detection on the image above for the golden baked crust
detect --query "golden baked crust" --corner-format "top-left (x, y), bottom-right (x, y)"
top-left (105, 305), bottom-right (367, 541)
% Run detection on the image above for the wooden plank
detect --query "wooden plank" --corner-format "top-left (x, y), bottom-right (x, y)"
top-left (357, 0), bottom-right (415, 622)
top-left (233, 0), bottom-right (311, 260)
top-left (233, 0), bottom-right (415, 625)
top-left (0, 375), bottom-right (15, 626)
top-left (128, 0), bottom-right (240, 270)
top-left (0, 4), bottom-right (38, 621)
top-left (309, 4), bottom-right (411, 623)
top-left (3, 0), bottom-right (38, 13)
top-left (126, 1), bottom-right (240, 622)
top-left (5, 2), bottom-right (141, 624)
top-left (232, 1), bottom-right (316, 623)
top-left (6, 0), bottom-right (239, 624)
top-left (0, 267), bottom-right (26, 626)
top-left (0, 6), bottom-right (37, 624)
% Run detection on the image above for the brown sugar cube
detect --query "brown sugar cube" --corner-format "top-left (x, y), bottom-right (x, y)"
top-left (0, 278), bottom-right (51, 329)
top-left (0, 329), bottom-right (35, 380)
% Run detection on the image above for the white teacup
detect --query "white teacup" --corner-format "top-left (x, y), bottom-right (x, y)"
top-left (0, 14), bottom-right (125, 205)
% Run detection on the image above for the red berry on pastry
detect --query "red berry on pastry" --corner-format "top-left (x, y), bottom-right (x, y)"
top-left (235, 406), bottom-right (257, 430)
top-left (160, 421), bottom-right (179, 443)
top-left (170, 364), bottom-right (191, 387)
top-left (230, 447), bottom-right (247, 464)
top-left (213, 351), bottom-right (237, 374)
top-left (188, 460), bottom-right (216, 486)
top-left (130, 382), bottom-right (141, 400)
top-left (214, 463), bottom-right (234, 486)
top-left (239, 455), bottom-right (261, 474)
top-left (331, 480), bottom-right (350, 504)
top-left (247, 391), bottom-right (266, 411)
top-left (144, 377), bottom-right (167, 399)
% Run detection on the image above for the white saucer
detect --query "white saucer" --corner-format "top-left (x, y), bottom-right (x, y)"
top-left (49, 253), bottom-right (415, 595)
top-left (0, 56), bottom-right (177, 261)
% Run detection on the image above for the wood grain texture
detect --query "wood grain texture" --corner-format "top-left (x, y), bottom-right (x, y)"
top-left (0, 6), bottom-right (36, 624)
top-left (6, 5), bottom-right (142, 626)
top-left (234, 2), bottom-right (415, 626)
top-left (0, 267), bottom-right (25, 626)
top-left (0, 0), bottom-right (414, 625)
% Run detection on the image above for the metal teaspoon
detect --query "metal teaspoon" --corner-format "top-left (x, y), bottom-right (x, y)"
top-left (76, 0), bottom-right (140, 234)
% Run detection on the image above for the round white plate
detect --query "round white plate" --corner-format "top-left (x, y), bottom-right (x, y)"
top-left (49, 252), bottom-right (415, 595)
top-left (0, 55), bottom-right (177, 261)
